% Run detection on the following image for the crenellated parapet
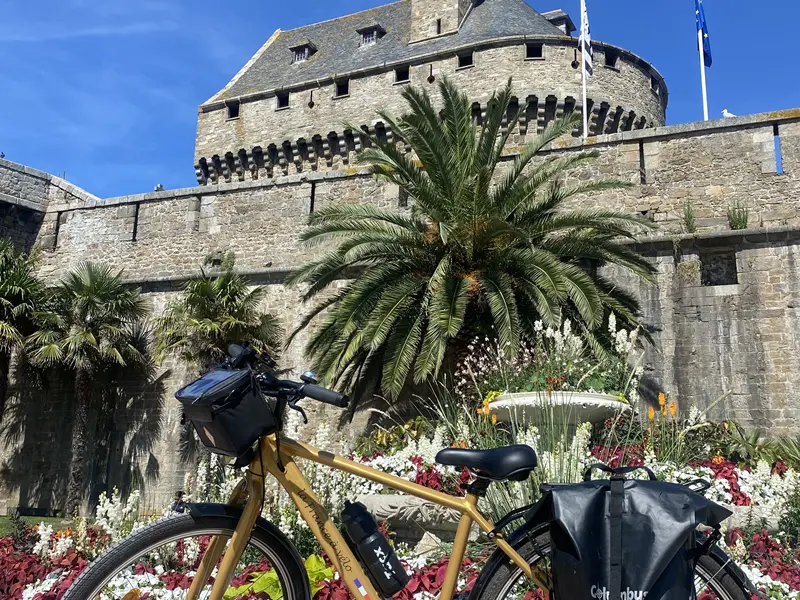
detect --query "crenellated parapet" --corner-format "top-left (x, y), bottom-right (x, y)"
top-left (194, 92), bottom-right (653, 185)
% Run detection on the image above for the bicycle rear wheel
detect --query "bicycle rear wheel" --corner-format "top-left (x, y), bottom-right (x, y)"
top-left (62, 511), bottom-right (311, 600)
top-left (471, 527), bottom-right (748, 600)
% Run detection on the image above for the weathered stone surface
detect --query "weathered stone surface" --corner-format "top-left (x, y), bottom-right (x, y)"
top-left (0, 0), bottom-right (799, 516)
top-left (1, 109), bottom-right (800, 511)
top-left (357, 494), bottom-right (479, 544)
top-left (194, 40), bottom-right (666, 175)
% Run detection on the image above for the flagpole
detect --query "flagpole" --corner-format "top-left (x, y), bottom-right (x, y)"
top-left (582, 46), bottom-right (589, 139)
top-left (698, 28), bottom-right (709, 121)
top-left (581, 0), bottom-right (589, 139)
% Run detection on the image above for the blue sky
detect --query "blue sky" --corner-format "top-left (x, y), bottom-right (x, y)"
top-left (0, 0), bottom-right (798, 198)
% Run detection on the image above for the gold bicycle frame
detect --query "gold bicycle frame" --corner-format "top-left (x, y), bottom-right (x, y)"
top-left (190, 433), bottom-right (549, 600)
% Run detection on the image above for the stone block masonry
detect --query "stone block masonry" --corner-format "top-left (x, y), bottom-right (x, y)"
top-left (194, 39), bottom-right (666, 184)
top-left (0, 203), bottom-right (43, 252)
top-left (0, 109), bottom-right (799, 512)
top-left (34, 171), bottom-right (398, 283)
top-left (609, 227), bottom-right (800, 438)
top-left (37, 110), bottom-right (800, 285)
top-left (0, 158), bottom-right (102, 252)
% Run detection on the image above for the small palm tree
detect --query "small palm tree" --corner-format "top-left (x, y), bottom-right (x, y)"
top-left (155, 257), bottom-right (283, 465)
top-left (27, 262), bottom-right (151, 516)
top-left (287, 78), bottom-right (655, 404)
top-left (154, 257), bottom-right (283, 370)
top-left (0, 239), bottom-right (45, 420)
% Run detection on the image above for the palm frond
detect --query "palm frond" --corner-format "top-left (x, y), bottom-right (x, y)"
top-left (153, 257), bottom-right (283, 369)
top-left (381, 310), bottom-right (424, 398)
top-left (479, 271), bottom-right (520, 351)
top-left (290, 78), bottom-right (656, 402)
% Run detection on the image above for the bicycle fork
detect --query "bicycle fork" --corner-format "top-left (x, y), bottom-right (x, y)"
top-left (185, 470), bottom-right (264, 600)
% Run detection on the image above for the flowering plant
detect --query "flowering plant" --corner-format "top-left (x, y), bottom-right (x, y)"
top-left (454, 316), bottom-right (643, 405)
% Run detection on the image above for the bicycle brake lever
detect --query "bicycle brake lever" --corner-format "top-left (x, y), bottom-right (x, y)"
top-left (288, 398), bottom-right (308, 424)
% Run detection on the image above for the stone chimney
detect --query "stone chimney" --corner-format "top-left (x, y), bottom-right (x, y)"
top-left (410, 0), bottom-right (474, 42)
top-left (541, 9), bottom-right (576, 36)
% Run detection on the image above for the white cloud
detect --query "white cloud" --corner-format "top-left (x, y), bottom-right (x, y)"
top-left (0, 22), bottom-right (177, 43)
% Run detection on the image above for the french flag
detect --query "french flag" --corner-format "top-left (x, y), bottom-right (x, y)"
top-left (354, 578), bottom-right (372, 600)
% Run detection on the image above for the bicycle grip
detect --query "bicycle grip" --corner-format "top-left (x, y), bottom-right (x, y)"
top-left (303, 384), bottom-right (349, 408)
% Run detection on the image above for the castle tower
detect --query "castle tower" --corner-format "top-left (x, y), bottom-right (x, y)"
top-left (410, 0), bottom-right (473, 42)
top-left (194, 0), bottom-right (668, 185)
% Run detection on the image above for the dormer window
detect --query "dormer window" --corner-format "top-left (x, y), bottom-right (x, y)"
top-left (357, 25), bottom-right (385, 47)
top-left (294, 47), bottom-right (309, 63)
top-left (290, 41), bottom-right (316, 64)
top-left (362, 29), bottom-right (377, 46)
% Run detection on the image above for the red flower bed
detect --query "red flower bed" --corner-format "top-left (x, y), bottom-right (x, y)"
top-left (0, 535), bottom-right (49, 599)
top-left (414, 464), bottom-right (444, 492)
top-left (748, 531), bottom-right (800, 591)
top-left (692, 459), bottom-right (752, 506)
top-left (590, 444), bottom-right (645, 469)
top-left (315, 555), bottom-right (481, 600)
top-left (11, 546), bottom-right (88, 600)
top-left (397, 557), bottom-right (478, 600)
top-left (772, 461), bottom-right (789, 476)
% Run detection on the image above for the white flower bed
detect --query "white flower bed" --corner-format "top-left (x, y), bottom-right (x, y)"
top-left (737, 562), bottom-right (799, 600)
top-left (19, 373), bottom-right (800, 600)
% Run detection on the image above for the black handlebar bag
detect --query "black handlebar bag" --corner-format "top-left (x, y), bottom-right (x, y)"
top-left (176, 368), bottom-right (277, 457)
top-left (526, 464), bottom-right (731, 600)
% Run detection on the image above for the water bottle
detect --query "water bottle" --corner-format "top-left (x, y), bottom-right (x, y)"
top-left (341, 501), bottom-right (409, 597)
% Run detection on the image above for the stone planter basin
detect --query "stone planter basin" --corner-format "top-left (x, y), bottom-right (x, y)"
top-left (491, 391), bottom-right (630, 426)
top-left (356, 493), bottom-right (477, 546)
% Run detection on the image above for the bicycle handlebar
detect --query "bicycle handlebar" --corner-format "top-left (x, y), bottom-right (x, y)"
top-left (224, 344), bottom-right (350, 409)
top-left (301, 383), bottom-right (349, 408)
top-left (259, 376), bottom-right (350, 409)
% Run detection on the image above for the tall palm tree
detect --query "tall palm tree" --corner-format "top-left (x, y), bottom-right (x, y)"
top-left (27, 262), bottom-right (151, 516)
top-left (153, 258), bottom-right (283, 370)
top-left (287, 78), bottom-right (655, 405)
top-left (0, 239), bottom-right (45, 420)
top-left (91, 321), bottom-right (162, 503)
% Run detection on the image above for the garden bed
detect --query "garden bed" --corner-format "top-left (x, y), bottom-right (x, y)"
top-left (9, 321), bottom-right (800, 599)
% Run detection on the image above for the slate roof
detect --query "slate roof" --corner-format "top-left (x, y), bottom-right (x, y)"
top-left (213, 0), bottom-right (567, 102)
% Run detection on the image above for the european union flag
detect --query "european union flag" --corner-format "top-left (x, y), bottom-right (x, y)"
top-left (695, 0), bottom-right (712, 67)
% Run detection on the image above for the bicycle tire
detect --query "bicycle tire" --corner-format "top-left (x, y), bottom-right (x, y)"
top-left (62, 511), bottom-right (312, 600)
top-left (470, 526), bottom-right (748, 600)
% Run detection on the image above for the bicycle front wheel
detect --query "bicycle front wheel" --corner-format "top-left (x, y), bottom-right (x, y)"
top-left (471, 526), bottom-right (749, 600)
top-left (62, 511), bottom-right (311, 600)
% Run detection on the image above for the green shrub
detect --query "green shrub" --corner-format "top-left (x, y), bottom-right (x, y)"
top-left (683, 201), bottom-right (697, 233)
top-left (7, 513), bottom-right (35, 554)
top-left (727, 201), bottom-right (749, 230)
top-left (354, 416), bottom-right (431, 456)
top-left (779, 488), bottom-right (800, 545)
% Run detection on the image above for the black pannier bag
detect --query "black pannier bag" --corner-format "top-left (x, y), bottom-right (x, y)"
top-left (176, 368), bottom-right (277, 457)
top-left (526, 464), bottom-right (731, 600)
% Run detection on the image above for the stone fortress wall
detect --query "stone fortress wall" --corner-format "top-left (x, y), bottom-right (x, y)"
top-left (0, 160), bottom-right (100, 251)
top-left (22, 111), bottom-right (797, 283)
top-left (194, 39), bottom-right (667, 186)
top-left (0, 0), bottom-right (798, 512)
top-left (0, 108), bottom-right (799, 513)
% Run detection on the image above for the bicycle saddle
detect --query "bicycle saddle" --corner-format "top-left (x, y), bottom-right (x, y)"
top-left (435, 444), bottom-right (537, 481)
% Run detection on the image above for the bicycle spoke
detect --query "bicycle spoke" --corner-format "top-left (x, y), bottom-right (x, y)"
top-left (71, 527), bottom-right (283, 600)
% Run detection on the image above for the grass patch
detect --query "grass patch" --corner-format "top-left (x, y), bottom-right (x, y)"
top-left (0, 516), bottom-right (70, 537)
